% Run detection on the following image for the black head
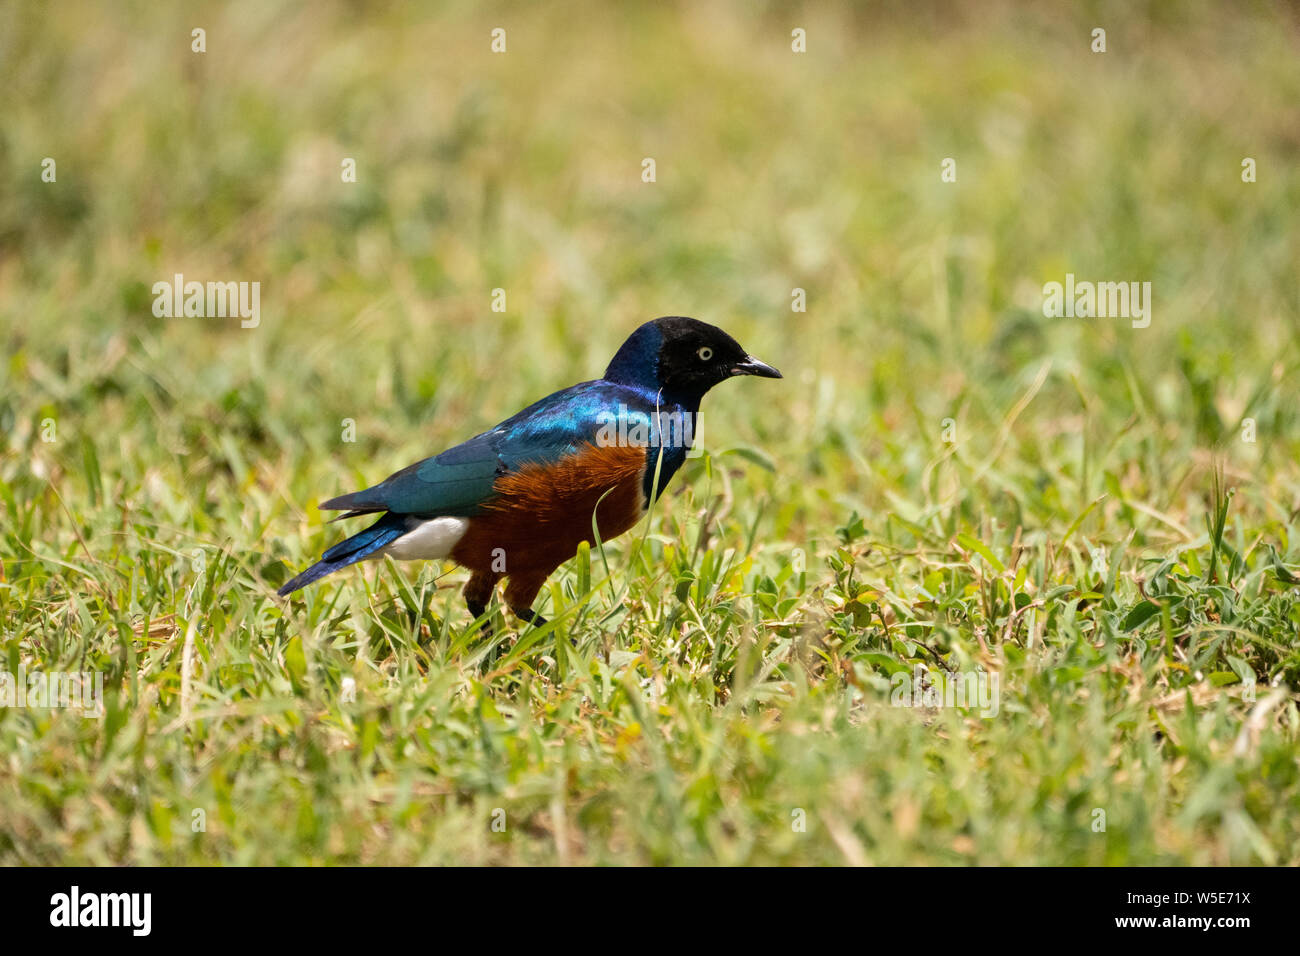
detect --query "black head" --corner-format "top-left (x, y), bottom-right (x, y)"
top-left (604, 316), bottom-right (782, 403)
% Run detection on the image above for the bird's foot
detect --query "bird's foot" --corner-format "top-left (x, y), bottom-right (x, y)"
top-left (512, 607), bottom-right (548, 628)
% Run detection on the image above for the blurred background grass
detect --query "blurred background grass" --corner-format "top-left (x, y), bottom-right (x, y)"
top-left (1, 0), bottom-right (1298, 864)
top-left (3, 1), bottom-right (1297, 544)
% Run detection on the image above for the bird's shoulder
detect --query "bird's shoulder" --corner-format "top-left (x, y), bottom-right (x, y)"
top-left (491, 379), bottom-right (669, 450)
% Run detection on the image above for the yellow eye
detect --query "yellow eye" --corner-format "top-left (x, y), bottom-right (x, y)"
top-left (697, 346), bottom-right (713, 361)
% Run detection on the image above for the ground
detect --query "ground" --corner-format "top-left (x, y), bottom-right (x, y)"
top-left (1, 1), bottom-right (1298, 864)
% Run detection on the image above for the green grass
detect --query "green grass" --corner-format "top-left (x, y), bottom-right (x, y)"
top-left (2, 0), bottom-right (1299, 864)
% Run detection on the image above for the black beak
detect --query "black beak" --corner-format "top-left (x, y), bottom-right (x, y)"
top-left (731, 355), bottom-right (783, 379)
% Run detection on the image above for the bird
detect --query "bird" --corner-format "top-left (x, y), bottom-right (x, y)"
top-left (277, 316), bottom-right (782, 627)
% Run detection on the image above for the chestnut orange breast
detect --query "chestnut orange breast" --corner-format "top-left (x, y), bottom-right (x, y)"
top-left (451, 441), bottom-right (648, 583)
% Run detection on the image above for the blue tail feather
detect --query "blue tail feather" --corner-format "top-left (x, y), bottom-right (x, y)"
top-left (278, 513), bottom-right (409, 596)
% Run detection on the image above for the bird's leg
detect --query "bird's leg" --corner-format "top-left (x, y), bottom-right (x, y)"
top-left (463, 572), bottom-right (500, 636)
top-left (504, 573), bottom-right (549, 630)
top-left (467, 601), bottom-right (493, 637)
